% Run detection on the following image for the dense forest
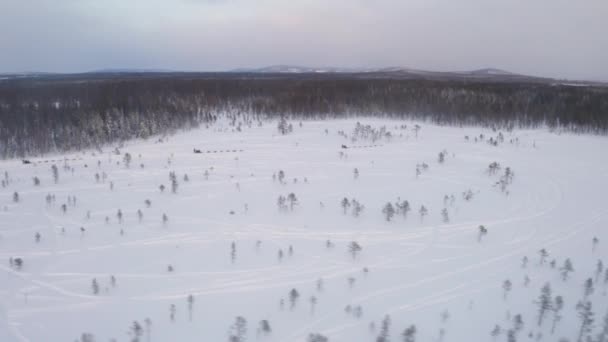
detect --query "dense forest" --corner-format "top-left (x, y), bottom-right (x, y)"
top-left (0, 72), bottom-right (607, 158)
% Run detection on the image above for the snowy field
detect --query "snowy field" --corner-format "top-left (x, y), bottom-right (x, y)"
top-left (0, 119), bottom-right (607, 342)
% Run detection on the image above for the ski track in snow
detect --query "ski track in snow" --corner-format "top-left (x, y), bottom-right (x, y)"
top-left (1, 119), bottom-right (607, 342)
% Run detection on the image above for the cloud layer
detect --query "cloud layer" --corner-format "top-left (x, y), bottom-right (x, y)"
top-left (1, 0), bottom-right (607, 80)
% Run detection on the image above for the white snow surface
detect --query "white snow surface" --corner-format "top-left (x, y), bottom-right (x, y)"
top-left (0, 119), bottom-right (607, 342)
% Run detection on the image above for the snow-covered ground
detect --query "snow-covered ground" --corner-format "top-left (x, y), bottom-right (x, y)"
top-left (0, 119), bottom-right (607, 342)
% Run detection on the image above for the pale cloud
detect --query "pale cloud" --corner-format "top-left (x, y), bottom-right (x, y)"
top-left (1, 0), bottom-right (607, 80)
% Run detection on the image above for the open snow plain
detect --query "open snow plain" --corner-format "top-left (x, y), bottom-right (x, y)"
top-left (1, 119), bottom-right (607, 342)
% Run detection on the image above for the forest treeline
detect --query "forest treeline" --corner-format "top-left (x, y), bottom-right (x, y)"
top-left (0, 73), bottom-right (607, 158)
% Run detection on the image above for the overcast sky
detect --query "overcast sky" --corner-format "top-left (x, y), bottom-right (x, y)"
top-left (1, 0), bottom-right (607, 80)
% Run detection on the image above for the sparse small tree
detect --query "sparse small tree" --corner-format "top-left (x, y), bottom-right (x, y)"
top-left (438, 151), bottom-right (445, 163)
top-left (51, 164), bottom-right (59, 183)
top-left (419, 205), bottom-right (428, 221)
top-left (169, 172), bottom-right (178, 194)
top-left (169, 304), bottom-right (176, 322)
top-left (341, 198), bottom-right (351, 214)
top-left (351, 199), bottom-right (364, 217)
top-left (491, 325), bottom-right (501, 341)
top-left (576, 301), bottom-right (594, 342)
top-left (229, 316), bottom-right (247, 342)
top-left (123, 153), bottom-right (132, 168)
top-left (402, 325), bottom-right (416, 342)
top-left (592, 237), bottom-right (599, 252)
top-left (539, 249), bottom-right (549, 266)
top-left (551, 295), bottom-right (564, 334)
top-left (560, 258), bottom-right (574, 280)
top-left (287, 193), bottom-right (298, 211)
top-left (187, 294), bottom-right (195, 321)
top-left (349, 241), bottom-right (362, 259)
top-left (441, 208), bottom-right (449, 223)
top-left (277, 195), bottom-right (287, 211)
top-left (80, 333), bottom-right (95, 342)
top-left (12, 192), bottom-right (19, 203)
top-left (129, 321), bottom-right (143, 342)
top-left (377, 315), bottom-right (391, 342)
top-left (395, 200), bottom-right (410, 218)
top-left (309, 296), bottom-right (317, 314)
top-left (307, 333), bottom-right (328, 342)
top-left (258, 320), bottom-right (271, 336)
top-left (583, 278), bottom-right (594, 299)
top-left (535, 282), bottom-right (553, 326)
top-left (289, 288), bottom-right (300, 310)
top-left (478, 225), bottom-right (488, 242)
top-left (502, 279), bottom-right (512, 300)
top-left (91, 278), bottom-right (99, 295)
top-left (382, 202), bottom-right (395, 222)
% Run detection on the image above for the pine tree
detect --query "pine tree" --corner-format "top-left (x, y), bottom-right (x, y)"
top-left (535, 282), bottom-right (553, 326)
top-left (228, 316), bottom-right (247, 342)
top-left (512, 314), bottom-right (524, 332)
top-left (170, 172), bottom-right (178, 194)
top-left (502, 279), bottom-right (512, 300)
top-left (91, 278), bottom-right (99, 295)
top-left (123, 153), bottom-right (132, 168)
top-left (231, 242), bottom-right (237, 264)
top-left (490, 325), bottom-right (501, 341)
top-left (551, 295), bottom-right (564, 334)
top-left (187, 294), bottom-right (195, 321)
top-left (538, 249), bottom-right (549, 266)
top-left (287, 193), bottom-right (298, 211)
top-left (377, 315), bottom-right (391, 342)
top-left (441, 208), bottom-right (449, 223)
top-left (583, 278), bottom-right (594, 299)
top-left (341, 198), bottom-right (351, 214)
top-left (169, 304), bottom-right (176, 322)
top-left (478, 225), bottom-right (488, 242)
top-left (130, 321), bottom-right (143, 342)
top-left (576, 301), bottom-right (594, 342)
top-left (419, 205), bottom-right (428, 220)
top-left (402, 325), bottom-right (416, 342)
top-left (395, 200), bottom-right (410, 218)
top-left (560, 259), bottom-right (574, 280)
top-left (382, 203), bottom-right (395, 222)
top-left (348, 241), bottom-right (362, 259)
top-left (51, 164), bottom-right (59, 183)
top-left (593, 237), bottom-right (599, 252)
top-left (258, 320), bottom-right (271, 336)
top-left (307, 333), bottom-right (328, 342)
top-left (289, 288), bottom-right (300, 310)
